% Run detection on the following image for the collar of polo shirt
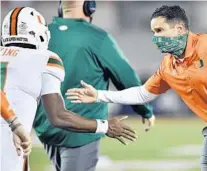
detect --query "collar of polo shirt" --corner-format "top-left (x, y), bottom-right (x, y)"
top-left (172, 32), bottom-right (198, 65)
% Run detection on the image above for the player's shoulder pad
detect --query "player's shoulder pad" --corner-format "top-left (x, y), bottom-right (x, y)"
top-left (45, 50), bottom-right (65, 82)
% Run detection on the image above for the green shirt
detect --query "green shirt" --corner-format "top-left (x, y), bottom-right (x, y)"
top-left (33, 17), bottom-right (153, 147)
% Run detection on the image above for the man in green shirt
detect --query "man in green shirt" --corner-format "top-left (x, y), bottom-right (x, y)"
top-left (33, 1), bottom-right (154, 171)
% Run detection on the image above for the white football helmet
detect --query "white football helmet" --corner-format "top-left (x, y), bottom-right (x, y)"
top-left (1, 7), bottom-right (50, 50)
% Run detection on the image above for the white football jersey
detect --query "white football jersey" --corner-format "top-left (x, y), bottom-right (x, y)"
top-left (0, 46), bottom-right (65, 132)
top-left (0, 46), bottom-right (65, 171)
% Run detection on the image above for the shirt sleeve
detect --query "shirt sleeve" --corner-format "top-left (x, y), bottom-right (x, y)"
top-left (97, 85), bottom-right (158, 104)
top-left (41, 73), bottom-right (61, 95)
top-left (144, 66), bottom-right (170, 95)
top-left (41, 53), bottom-right (65, 95)
top-left (46, 54), bottom-right (65, 82)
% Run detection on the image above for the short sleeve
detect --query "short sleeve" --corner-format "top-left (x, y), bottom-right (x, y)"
top-left (41, 73), bottom-right (61, 95)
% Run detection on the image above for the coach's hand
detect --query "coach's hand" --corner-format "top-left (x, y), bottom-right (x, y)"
top-left (11, 120), bottom-right (32, 157)
top-left (142, 114), bottom-right (155, 132)
top-left (106, 116), bottom-right (137, 145)
top-left (66, 80), bottom-right (97, 103)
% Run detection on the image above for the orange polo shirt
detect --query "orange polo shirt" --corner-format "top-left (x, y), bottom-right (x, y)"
top-left (144, 32), bottom-right (207, 122)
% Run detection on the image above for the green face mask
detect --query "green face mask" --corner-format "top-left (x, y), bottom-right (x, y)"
top-left (152, 33), bottom-right (188, 58)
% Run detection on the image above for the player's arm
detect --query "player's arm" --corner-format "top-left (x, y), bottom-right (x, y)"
top-left (40, 68), bottom-right (98, 132)
top-left (0, 90), bottom-right (31, 156)
top-left (42, 94), bottom-right (97, 132)
top-left (1, 90), bottom-right (23, 129)
top-left (0, 90), bottom-right (16, 122)
top-left (41, 64), bottom-right (136, 144)
top-left (41, 55), bottom-right (101, 132)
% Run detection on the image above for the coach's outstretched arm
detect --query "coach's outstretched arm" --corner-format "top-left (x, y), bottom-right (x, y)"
top-left (66, 66), bottom-right (171, 105)
top-left (66, 80), bottom-right (158, 104)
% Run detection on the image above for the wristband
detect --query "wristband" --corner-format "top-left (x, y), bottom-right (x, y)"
top-left (95, 119), bottom-right (108, 134)
top-left (8, 116), bottom-right (18, 126)
top-left (10, 123), bottom-right (22, 132)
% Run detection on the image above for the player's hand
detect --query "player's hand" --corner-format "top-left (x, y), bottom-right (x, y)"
top-left (142, 114), bottom-right (155, 132)
top-left (13, 133), bottom-right (31, 157)
top-left (11, 120), bottom-right (32, 157)
top-left (66, 80), bottom-right (97, 103)
top-left (106, 116), bottom-right (137, 145)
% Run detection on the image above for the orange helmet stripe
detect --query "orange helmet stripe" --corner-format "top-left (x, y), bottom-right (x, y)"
top-left (10, 7), bottom-right (25, 35)
top-left (37, 15), bottom-right (42, 24)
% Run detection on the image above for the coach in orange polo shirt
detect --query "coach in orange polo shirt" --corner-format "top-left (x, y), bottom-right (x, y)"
top-left (66, 5), bottom-right (207, 170)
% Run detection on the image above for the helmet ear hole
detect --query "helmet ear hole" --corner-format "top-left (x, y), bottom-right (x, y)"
top-left (39, 36), bottom-right (44, 42)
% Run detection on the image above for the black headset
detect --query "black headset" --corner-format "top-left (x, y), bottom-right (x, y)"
top-left (58, 0), bottom-right (96, 19)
